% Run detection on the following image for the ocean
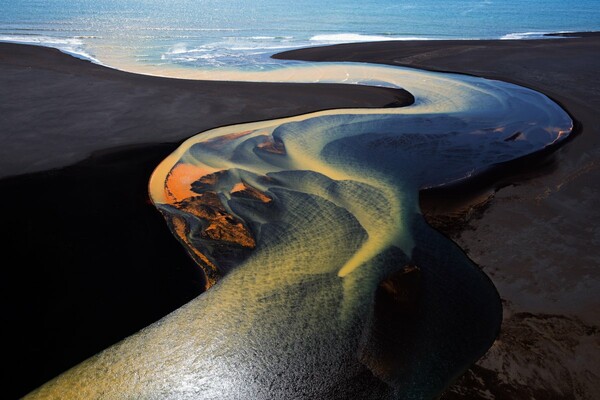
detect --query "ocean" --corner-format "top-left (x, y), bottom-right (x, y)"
top-left (1, 0), bottom-right (599, 72)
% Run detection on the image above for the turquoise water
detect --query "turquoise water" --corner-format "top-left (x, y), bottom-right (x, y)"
top-left (1, 0), bottom-right (599, 70)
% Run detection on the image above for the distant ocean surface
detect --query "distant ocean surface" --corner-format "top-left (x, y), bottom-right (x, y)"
top-left (1, 0), bottom-right (599, 71)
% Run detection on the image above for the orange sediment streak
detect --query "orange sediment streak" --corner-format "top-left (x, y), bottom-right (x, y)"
top-left (231, 182), bottom-right (273, 203)
top-left (160, 161), bottom-right (260, 286)
top-left (203, 130), bottom-right (254, 149)
top-left (161, 168), bottom-right (261, 286)
top-left (230, 182), bottom-right (246, 193)
top-left (171, 214), bottom-right (219, 289)
top-left (257, 137), bottom-right (286, 154)
top-left (164, 163), bottom-right (218, 204)
top-left (175, 193), bottom-right (256, 248)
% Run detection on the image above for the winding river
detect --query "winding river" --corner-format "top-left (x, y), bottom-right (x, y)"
top-left (27, 62), bottom-right (572, 399)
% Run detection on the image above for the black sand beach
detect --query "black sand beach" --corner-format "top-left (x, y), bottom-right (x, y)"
top-left (278, 32), bottom-right (600, 399)
top-left (0, 42), bottom-right (412, 399)
top-left (3, 33), bottom-right (599, 399)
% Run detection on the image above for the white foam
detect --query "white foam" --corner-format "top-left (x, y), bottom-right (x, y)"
top-left (0, 34), bottom-right (83, 46)
top-left (500, 31), bottom-right (574, 40)
top-left (310, 33), bottom-right (432, 43)
top-left (0, 34), bottom-right (101, 63)
top-left (159, 40), bottom-right (308, 68)
top-left (229, 44), bottom-right (305, 51)
top-left (167, 42), bottom-right (190, 54)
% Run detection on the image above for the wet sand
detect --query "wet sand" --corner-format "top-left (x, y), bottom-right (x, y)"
top-left (0, 42), bottom-right (411, 399)
top-left (278, 32), bottom-right (600, 399)
top-left (3, 33), bottom-right (600, 399)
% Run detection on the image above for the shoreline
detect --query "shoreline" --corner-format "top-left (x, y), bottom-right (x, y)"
top-left (276, 33), bottom-right (600, 398)
top-left (1, 30), bottom-right (597, 71)
top-left (0, 42), bottom-right (412, 399)
top-left (2, 34), bottom-right (599, 399)
top-left (0, 42), bottom-right (413, 180)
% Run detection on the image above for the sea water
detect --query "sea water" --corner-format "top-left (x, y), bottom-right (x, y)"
top-left (1, 0), bottom-right (599, 71)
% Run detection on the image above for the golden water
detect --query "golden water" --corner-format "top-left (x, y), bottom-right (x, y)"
top-left (27, 62), bottom-right (572, 399)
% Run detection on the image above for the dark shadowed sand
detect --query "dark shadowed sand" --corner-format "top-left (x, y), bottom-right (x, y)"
top-left (277, 32), bottom-right (600, 399)
top-left (0, 42), bottom-right (411, 179)
top-left (2, 33), bottom-right (599, 399)
top-left (0, 43), bottom-right (412, 399)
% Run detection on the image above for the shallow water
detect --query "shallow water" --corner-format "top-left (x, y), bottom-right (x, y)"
top-left (2, 0), bottom-right (599, 71)
top-left (26, 62), bottom-right (572, 399)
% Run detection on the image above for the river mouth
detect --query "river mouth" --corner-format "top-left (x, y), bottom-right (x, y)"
top-left (143, 63), bottom-right (569, 398)
top-left (23, 59), bottom-right (573, 398)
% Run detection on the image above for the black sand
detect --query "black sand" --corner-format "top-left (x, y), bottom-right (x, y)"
top-left (0, 43), bottom-right (411, 399)
top-left (3, 33), bottom-right (600, 399)
top-left (276, 32), bottom-right (600, 399)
